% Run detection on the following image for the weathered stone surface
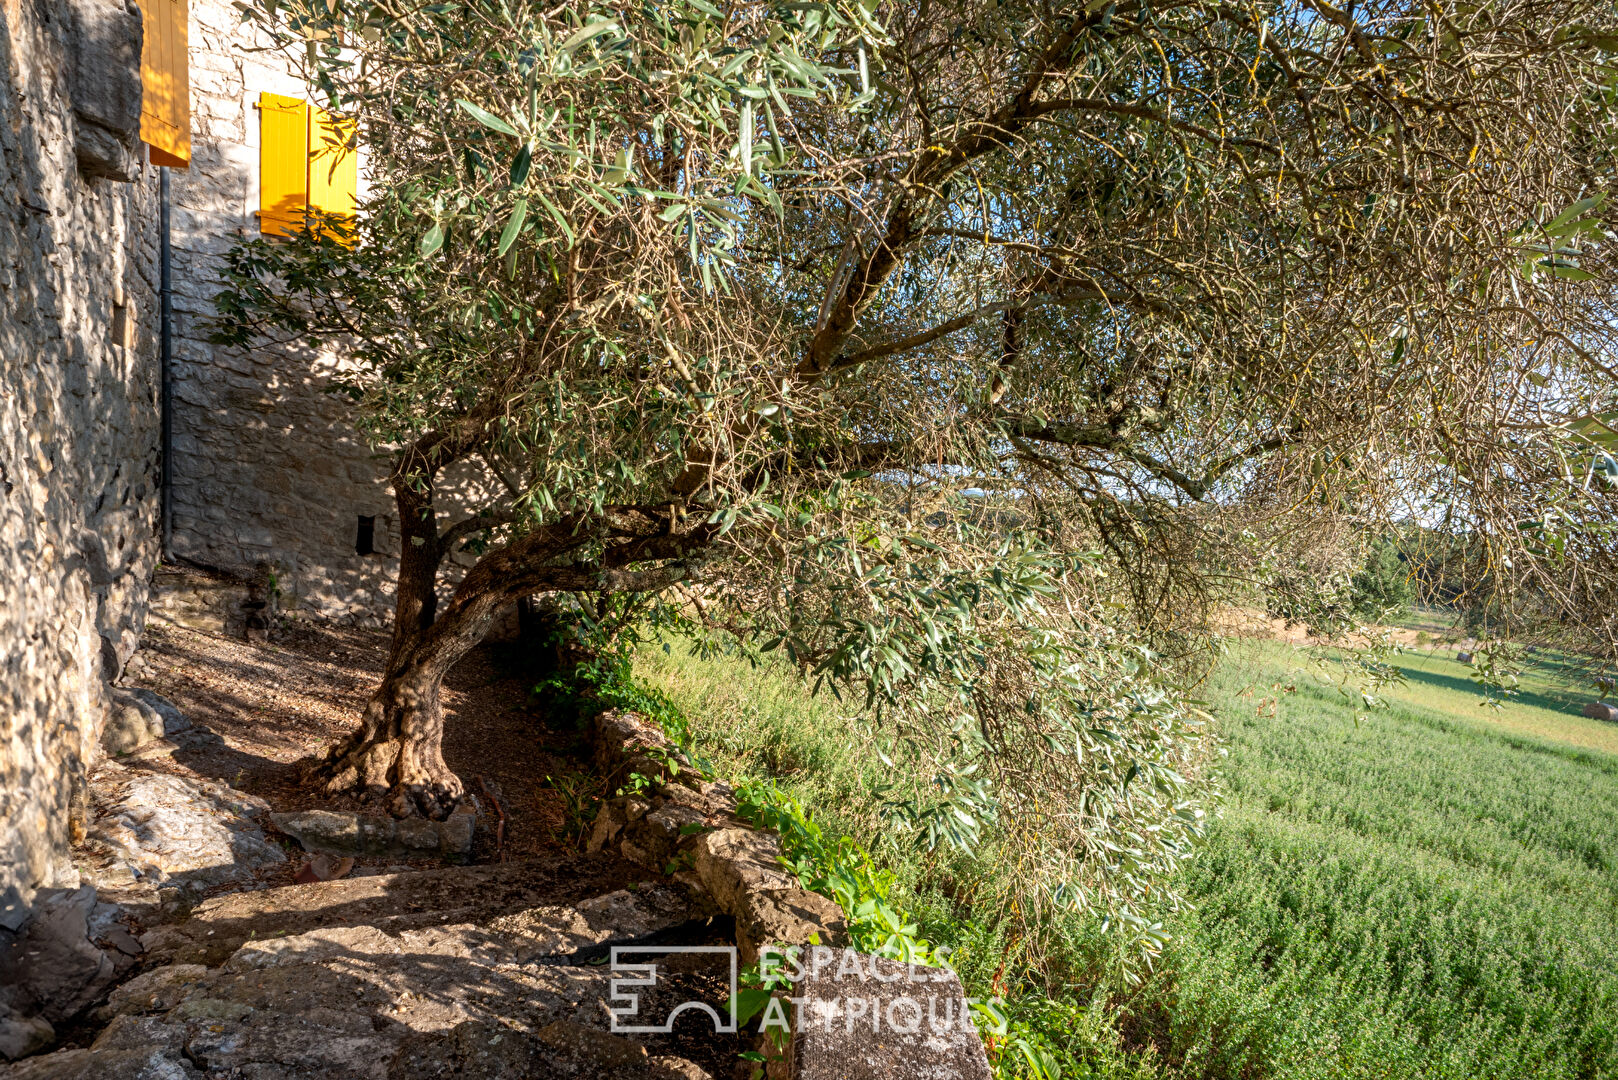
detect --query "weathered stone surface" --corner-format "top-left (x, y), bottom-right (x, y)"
top-left (139, 854), bottom-right (646, 966)
top-left (101, 691), bottom-right (166, 755)
top-left (1582, 701), bottom-right (1618, 722)
top-left (0, 0), bottom-right (162, 935)
top-left (81, 770), bottom-right (285, 893)
top-left (0, 1047), bottom-right (198, 1080)
top-left (99, 965), bottom-right (211, 1020)
top-left (65, 0), bottom-right (144, 180)
top-left (593, 709), bottom-right (683, 785)
top-left (736, 889), bottom-right (848, 968)
top-left (693, 829), bottom-right (846, 964)
top-left (694, 829), bottom-right (801, 912)
top-left (0, 1009), bottom-right (55, 1063)
top-left (586, 795), bottom-right (653, 854)
top-left (15, 880), bottom-right (713, 1079)
top-left (789, 950), bottom-right (992, 1080)
top-left (123, 690), bottom-right (189, 735)
top-left (536, 1019), bottom-right (650, 1068)
top-left (269, 804), bottom-right (477, 861)
top-left (0, 887), bottom-right (118, 1025)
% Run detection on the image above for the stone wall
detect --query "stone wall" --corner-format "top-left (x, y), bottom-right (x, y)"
top-left (0, 0), bottom-right (162, 926)
top-left (165, 0), bottom-right (494, 625)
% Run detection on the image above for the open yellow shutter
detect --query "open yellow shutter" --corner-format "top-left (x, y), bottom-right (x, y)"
top-left (307, 106), bottom-right (358, 240)
top-left (137, 0), bottom-right (191, 168)
top-left (258, 93), bottom-right (309, 236)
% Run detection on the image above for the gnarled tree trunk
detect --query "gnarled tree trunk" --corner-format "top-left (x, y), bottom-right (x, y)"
top-left (313, 580), bottom-right (507, 818)
top-left (309, 482), bottom-right (710, 818)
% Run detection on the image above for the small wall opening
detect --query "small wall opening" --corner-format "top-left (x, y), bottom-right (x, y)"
top-left (355, 515), bottom-right (375, 556)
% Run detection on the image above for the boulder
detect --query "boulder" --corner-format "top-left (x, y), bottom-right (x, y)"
top-left (124, 690), bottom-right (190, 735)
top-left (0, 1047), bottom-right (198, 1079)
top-left (693, 829), bottom-right (800, 913)
top-left (82, 771), bottom-right (285, 893)
top-left (787, 949), bottom-right (992, 1080)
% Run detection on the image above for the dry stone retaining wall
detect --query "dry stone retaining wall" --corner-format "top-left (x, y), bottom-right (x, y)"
top-left (0, 0), bottom-right (163, 928)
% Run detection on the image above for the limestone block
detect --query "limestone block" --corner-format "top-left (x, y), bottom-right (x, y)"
top-left (84, 771), bottom-right (285, 892)
top-left (788, 950), bottom-right (992, 1080)
top-left (735, 889), bottom-right (847, 969)
top-left (269, 805), bottom-right (477, 862)
top-left (585, 795), bottom-right (652, 854)
top-left (693, 829), bottom-right (846, 964)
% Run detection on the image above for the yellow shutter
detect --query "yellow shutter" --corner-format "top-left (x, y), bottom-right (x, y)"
top-left (258, 93), bottom-right (309, 236)
top-left (137, 0), bottom-right (190, 168)
top-left (307, 106), bottom-right (358, 238)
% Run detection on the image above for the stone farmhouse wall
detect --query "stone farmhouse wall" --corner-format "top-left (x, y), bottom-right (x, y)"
top-left (165, 0), bottom-right (493, 625)
top-left (0, 0), bottom-right (162, 925)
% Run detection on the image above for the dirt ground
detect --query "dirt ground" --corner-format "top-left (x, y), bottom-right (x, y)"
top-left (124, 612), bottom-right (604, 871)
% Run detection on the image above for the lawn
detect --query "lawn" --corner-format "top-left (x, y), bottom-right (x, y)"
top-left (635, 635), bottom-right (1618, 1079)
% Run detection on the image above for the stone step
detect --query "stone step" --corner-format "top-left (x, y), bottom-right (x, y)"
top-left (8, 880), bottom-right (730, 1079)
top-left (139, 853), bottom-right (652, 966)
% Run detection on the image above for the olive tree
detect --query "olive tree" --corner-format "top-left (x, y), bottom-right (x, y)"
top-left (216, 0), bottom-right (1618, 937)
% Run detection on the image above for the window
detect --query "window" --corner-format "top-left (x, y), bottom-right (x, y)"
top-left (355, 515), bottom-right (375, 556)
top-left (258, 93), bottom-right (358, 239)
top-left (136, 0), bottom-right (190, 168)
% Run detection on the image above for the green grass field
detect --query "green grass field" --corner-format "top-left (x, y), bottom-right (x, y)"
top-left (636, 636), bottom-right (1618, 1079)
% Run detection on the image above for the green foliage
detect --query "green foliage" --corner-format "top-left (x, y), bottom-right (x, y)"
top-left (735, 778), bottom-right (944, 965)
top-left (642, 633), bottom-right (1618, 1080)
top-left (1349, 541), bottom-right (1415, 623)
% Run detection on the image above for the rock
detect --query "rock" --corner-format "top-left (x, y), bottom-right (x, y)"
top-left (536, 1019), bottom-right (649, 1069)
top-left (1582, 702), bottom-right (1618, 722)
top-left (124, 690), bottom-right (190, 735)
top-left (81, 771), bottom-right (285, 892)
top-left (101, 691), bottom-right (166, 755)
top-left (225, 924), bottom-right (399, 973)
top-left (593, 709), bottom-right (682, 786)
top-left (0, 1008), bottom-right (55, 1062)
top-left (735, 889), bottom-right (847, 968)
top-left (0, 1047), bottom-right (198, 1079)
top-left (99, 965), bottom-right (210, 1020)
top-left (787, 949), bottom-right (992, 1080)
top-left (585, 795), bottom-right (652, 854)
top-left (0, 886), bottom-right (118, 1025)
top-left (1456, 651), bottom-right (1473, 664)
top-left (270, 806), bottom-right (477, 861)
top-left (294, 854), bottom-right (355, 883)
top-left (647, 1056), bottom-right (714, 1080)
top-left (693, 830), bottom-right (845, 964)
top-left (620, 803), bottom-right (705, 872)
top-left (693, 829), bottom-right (800, 913)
